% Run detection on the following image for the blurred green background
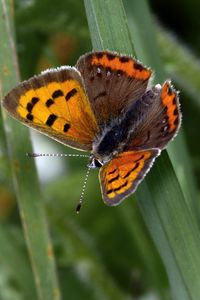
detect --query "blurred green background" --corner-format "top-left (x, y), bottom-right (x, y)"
top-left (0, 0), bottom-right (200, 299)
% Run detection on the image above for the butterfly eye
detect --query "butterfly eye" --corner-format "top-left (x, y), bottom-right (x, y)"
top-left (94, 159), bottom-right (103, 168)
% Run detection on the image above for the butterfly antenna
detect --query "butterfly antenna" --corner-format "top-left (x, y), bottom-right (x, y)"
top-left (26, 152), bottom-right (90, 158)
top-left (76, 165), bottom-right (92, 214)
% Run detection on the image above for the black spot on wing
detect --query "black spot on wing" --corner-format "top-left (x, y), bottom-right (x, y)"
top-left (106, 53), bottom-right (115, 60)
top-left (107, 180), bottom-right (128, 195)
top-left (46, 114), bottom-right (57, 126)
top-left (173, 107), bottom-right (178, 116)
top-left (26, 102), bottom-right (33, 112)
top-left (46, 99), bottom-right (54, 107)
top-left (26, 97), bottom-right (39, 112)
top-left (174, 117), bottom-right (179, 126)
top-left (119, 56), bottom-right (130, 63)
top-left (172, 96), bottom-right (176, 105)
top-left (108, 168), bottom-right (117, 175)
top-left (26, 113), bottom-right (34, 121)
top-left (134, 62), bottom-right (144, 71)
top-left (93, 91), bottom-right (107, 101)
top-left (65, 88), bottom-right (77, 101)
top-left (32, 97), bottom-right (39, 104)
top-left (163, 106), bottom-right (168, 113)
top-left (134, 155), bottom-right (144, 163)
top-left (63, 123), bottom-right (70, 132)
top-left (108, 174), bottom-right (119, 184)
top-left (96, 52), bottom-right (103, 59)
top-left (52, 90), bottom-right (64, 99)
top-left (123, 162), bottom-right (140, 179)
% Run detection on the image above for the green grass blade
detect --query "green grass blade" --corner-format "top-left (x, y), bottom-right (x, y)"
top-left (0, 1), bottom-right (61, 299)
top-left (0, 225), bottom-right (37, 299)
top-left (157, 25), bottom-right (200, 109)
top-left (124, 0), bottom-right (165, 80)
top-left (155, 24), bottom-right (200, 216)
top-left (84, 0), bottom-right (200, 299)
top-left (47, 206), bottom-right (129, 300)
top-left (84, 0), bottom-right (134, 53)
top-left (123, 0), bottom-right (198, 217)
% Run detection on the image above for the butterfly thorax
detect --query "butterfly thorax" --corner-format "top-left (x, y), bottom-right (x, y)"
top-left (91, 122), bottom-right (128, 165)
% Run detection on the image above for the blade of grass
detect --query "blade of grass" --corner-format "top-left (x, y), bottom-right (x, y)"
top-left (47, 169), bottom-right (170, 298)
top-left (124, 0), bottom-right (199, 219)
top-left (0, 225), bottom-right (37, 299)
top-left (0, 1), bottom-right (61, 300)
top-left (47, 207), bottom-right (129, 300)
top-left (156, 26), bottom-right (200, 210)
top-left (84, 0), bottom-right (200, 299)
top-left (157, 25), bottom-right (200, 109)
top-left (119, 203), bottom-right (169, 297)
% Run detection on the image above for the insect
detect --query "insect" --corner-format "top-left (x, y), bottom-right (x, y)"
top-left (3, 51), bottom-right (181, 208)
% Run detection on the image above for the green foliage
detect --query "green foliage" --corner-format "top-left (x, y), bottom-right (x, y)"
top-left (0, 0), bottom-right (200, 299)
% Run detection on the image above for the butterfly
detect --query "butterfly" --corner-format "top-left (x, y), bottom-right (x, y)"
top-left (3, 51), bottom-right (181, 207)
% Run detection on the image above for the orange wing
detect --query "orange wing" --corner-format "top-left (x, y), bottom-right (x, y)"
top-left (77, 51), bottom-right (152, 125)
top-left (100, 149), bottom-right (160, 206)
top-left (3, 67), bottom-right (99, 151)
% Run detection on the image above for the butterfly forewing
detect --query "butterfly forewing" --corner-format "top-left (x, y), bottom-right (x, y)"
top-left (77, 51), bottom-right (152, 125)
top-left (3, 67), bottom-right (99, 151)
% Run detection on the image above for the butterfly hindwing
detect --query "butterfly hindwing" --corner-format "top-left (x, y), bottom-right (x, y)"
top-left (76, 51), bottom-right (152, 125)
top-left (3, 67), bottom-right (99, 151)
top-left (125, 81), bottom-right (181, 151)
top-left (100, 149), bottom-right (160, 206)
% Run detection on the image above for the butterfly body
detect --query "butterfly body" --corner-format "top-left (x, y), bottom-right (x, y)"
top-left (3, 51), bottom-right (181, 206)
top-left (91, 84), bottom-right (161, 164)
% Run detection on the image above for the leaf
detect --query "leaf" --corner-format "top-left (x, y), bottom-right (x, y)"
top-left (84, 0), bottom-right (200, 299)
top-left (0, 1), bottom-right (61, 299)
